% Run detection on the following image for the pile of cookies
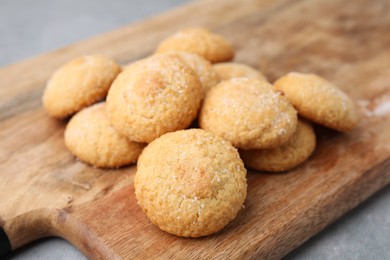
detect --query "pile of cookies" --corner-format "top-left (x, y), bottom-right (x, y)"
top-left (42, 27), bottom-right (358, 238)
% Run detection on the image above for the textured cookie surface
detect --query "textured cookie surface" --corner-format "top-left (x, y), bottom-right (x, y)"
top-left (214, 62), bottom-right (267, 82)
top-left (155, 27), bottom-right (234, 63)
top-left (157, 51), bottom-right (220, 94)
top-left (240, 120), bottom-right (316, 172)
top-left (200, 78), bottom-right (298, 149)
top-left (273, 72), bottom-right (358, 131)
top-left (64, 103), bottom-right (145, 168)
top-left (135, 129), bottom-right (247, 237)
top-left (107, 55), bottom-right (203, 143)
top-left (43, 55), bottom-right (121, 118)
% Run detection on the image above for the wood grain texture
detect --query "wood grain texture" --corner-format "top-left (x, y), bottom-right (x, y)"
top-left (1, 0), bottom-right (390, 258)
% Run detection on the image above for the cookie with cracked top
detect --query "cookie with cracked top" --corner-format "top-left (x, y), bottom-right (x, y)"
top-left (240, 120), bottom-right (316, 172)
top-left (199, 78), bottom-right (298, 150)
top-left (135, 129), bottom-right (247, 237)
top-left (43, 55), bottom-right (121, 118)
top-left (107, 55), bottom-right (203, 143)
top-left (273, 72), bottom-right (358, 131)
top-left (155, 27), bottom-right (234, 63)
top-left (65, 103), bottom-right (145, 168)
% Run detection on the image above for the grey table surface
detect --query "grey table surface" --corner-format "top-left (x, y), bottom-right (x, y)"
top-left (1, 0), bottom-right (389, 259)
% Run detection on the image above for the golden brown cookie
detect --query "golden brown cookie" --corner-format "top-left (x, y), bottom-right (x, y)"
top-left (64, 103), bottom-right (145, 168)
top-left (240, 120), bottom-right (316, 172)
top-left (156, 51), bottom-right (220, 94)
top-left (43, 55), bottom-right (121, 118)
top-left (213, 62), bottom-right (267, 82)
top-left (106, 55), bottom-right (203, 143)
top-left (273, 72), bottom-right (358, 131)
top-left (135, 129), bottom-right (247, 237)
top-left (155, 27), bottom-right (234, 63)
top-left (199, 78), bottom-right (298, 150)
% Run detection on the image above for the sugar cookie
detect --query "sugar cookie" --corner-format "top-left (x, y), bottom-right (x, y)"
top-left (43, 55), bottom-right (121, 118)
top-left (199, 78), bottom-right (298, 149)
top-left (64, 103), bottom-right (145, 168)
top-left (214, 62), bottom-right (267, 82)
top-left (106, 55), bottom-right (203, 143)
top-left (135, 129), bottom-right (247, 237)
top-left (155, 27), bottom-right (234, 63)
top-left (240, 120), bottom-right (316, 172)
top-left (273, 72), bottom-right (358, 131)
top-left (156, 51), bottom-right (220, 94)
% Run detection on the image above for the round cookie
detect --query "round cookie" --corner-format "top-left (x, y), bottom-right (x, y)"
top-left (156, 51), bottom-right (220, 94)
top-left (43, 55), bottom-right (122, 118)
top-left (213, 62), bottom-right (267, 82)
top-left (106, 55), bottom-right (203, 143)
top-left (135, 129), bottom-right (247, 237)
top-left (199, 78), bottom-right (298, 150)
top-left (240, 120), bottom-right (316, 172)
top-left (64, 103), bottom-right (145, 168)
top-left (155, 27), bottom-right (234, 63)
top-left (273, 72), bottom-right (358, 131)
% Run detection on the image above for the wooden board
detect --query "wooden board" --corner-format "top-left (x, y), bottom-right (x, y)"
top-left (1, 0), bottom-right (390, 258)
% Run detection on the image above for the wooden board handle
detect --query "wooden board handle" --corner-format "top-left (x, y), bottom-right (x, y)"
top-left (1, 209), bottom-right (56, 254)
top-left (0, 225), bottom-right (11, 256)
top-left (1, 208), bottom-right (119, 259)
